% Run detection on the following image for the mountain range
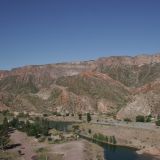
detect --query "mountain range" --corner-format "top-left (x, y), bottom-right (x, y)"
top-left (1, 54), bottom-right (160, 119)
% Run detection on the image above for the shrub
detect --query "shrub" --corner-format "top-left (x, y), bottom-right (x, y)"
top-left (93, 133), bottom-right (98, 139)
top-left (1, 110), bottom-right (9, 116)
top-left (10, 117), bottom-right (50, 137)
top-left (124, 118), bottom-right (132, 122)
top-left (43, 114), bottom-right (48, 117)
top-left (52, 112), bottom-right (57, 115)
top-left (71, 113), bottom-right (74, 116)
top-left (156, 120), bottom-right (160, 126)
top-left (88, 129), bottom-right (92, 134)
top-left (65, 113), bottom-right (69, 116)
top-left (72, 125), bottom-right (79, 131)
top-left (78, 113), bottom-right (82, 120)
top-left (146, 115), bottom-right (152, 122)
top-left (136, 115), bottom-right (145, 122)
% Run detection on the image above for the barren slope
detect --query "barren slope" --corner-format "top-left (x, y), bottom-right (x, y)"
top-left (1, 54), bottom-right (160, 117)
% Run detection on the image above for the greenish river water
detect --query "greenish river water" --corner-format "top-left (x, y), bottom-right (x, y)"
top-left (103, 144), bottom-right (155, 160)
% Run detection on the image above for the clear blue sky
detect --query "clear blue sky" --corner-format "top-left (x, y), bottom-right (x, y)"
top-left (0, 0), bottom-right (160, 70)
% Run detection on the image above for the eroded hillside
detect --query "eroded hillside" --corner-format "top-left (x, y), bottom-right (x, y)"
top-left (1, 54), bottom-right (160, 119)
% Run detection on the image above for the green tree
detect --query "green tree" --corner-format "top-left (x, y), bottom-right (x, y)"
top-left (93, 133), bottom-right (98, 139)
top-left (136, 115), bottom-right (145, 122)
top-left (0, 118), bottom-right (10, 151)
top-left (157, 114), bottom-right (160, 120)
top-left (112, 136), bottom-right (117, 144)
top-left (124, 118), bottom-right (132, 122)
top-left (41, 119), bottom-right (49, 136)
top-left (88, 129), bottom-right (92, 134)
top-left (25, 120), bottom-right (31, 134)
top-left (1, 110), bottom-right (9, 116)
top-left (10, 117), bottom-right (19, 128)
top-left (87, 113), bottom-right (91, 123)
top-left (109, 136), bottom-right (113, 144)
top-left (98, 133), bottom-right (105, 141)
top-left (105, 136), bottom-right (108, 143)
top-left (0, 129), bottom-right (10, 151)
top-left (78, 113), bottom-right (82, 120)
top-left (146, 115), bottom-right (152, 122)
top-left (2, 117), bottom-right (9, 131)
top-left (156, 119), bottom-right (160, 126)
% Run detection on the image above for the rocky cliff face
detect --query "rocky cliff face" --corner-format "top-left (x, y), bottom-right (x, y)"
top-left (1, 54), bottom-right (160, 119)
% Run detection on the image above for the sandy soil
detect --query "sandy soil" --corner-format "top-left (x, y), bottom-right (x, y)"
top-left (50, 140), bottom-right (84, 160)
top-left (10, 130), bottom-right (38, 160)
top-left (9, 130), bottom-right (104, 160)
top-left (50, 140), bottom-right (104, 160)
top-left (83, 140), bottom-right (104, 160)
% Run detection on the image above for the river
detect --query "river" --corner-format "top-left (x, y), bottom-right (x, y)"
top-left (103, 144), bottom-right (156, 160)
top-left (48, 121), bottom-right (156, 160)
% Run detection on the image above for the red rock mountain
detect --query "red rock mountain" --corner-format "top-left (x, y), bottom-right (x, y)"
top-left (1, 54), bottom-right (160, 119)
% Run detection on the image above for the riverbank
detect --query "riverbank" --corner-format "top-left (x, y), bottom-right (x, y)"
top-left (79, 123), bottom-right (160, 159)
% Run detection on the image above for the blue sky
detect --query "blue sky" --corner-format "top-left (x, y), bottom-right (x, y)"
top-left (0, 0), bottom-right (160, 70)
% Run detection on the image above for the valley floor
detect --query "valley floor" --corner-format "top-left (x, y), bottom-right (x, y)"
top-left (80, 122), bottom-right (160, 159)
top-left (9, 130), bottom-right (104, 160)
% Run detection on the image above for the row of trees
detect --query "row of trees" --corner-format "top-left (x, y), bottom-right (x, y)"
top-left (78, 113), bottom-right (92, 122)
top-left (124, 115), bottom-right (152, 122)
top-left (136, 115), bottom-right (152, 122)
top-left (93, 133), bottom-right (116, 144)
top-left (0, 117), bottom-right (10, 151)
